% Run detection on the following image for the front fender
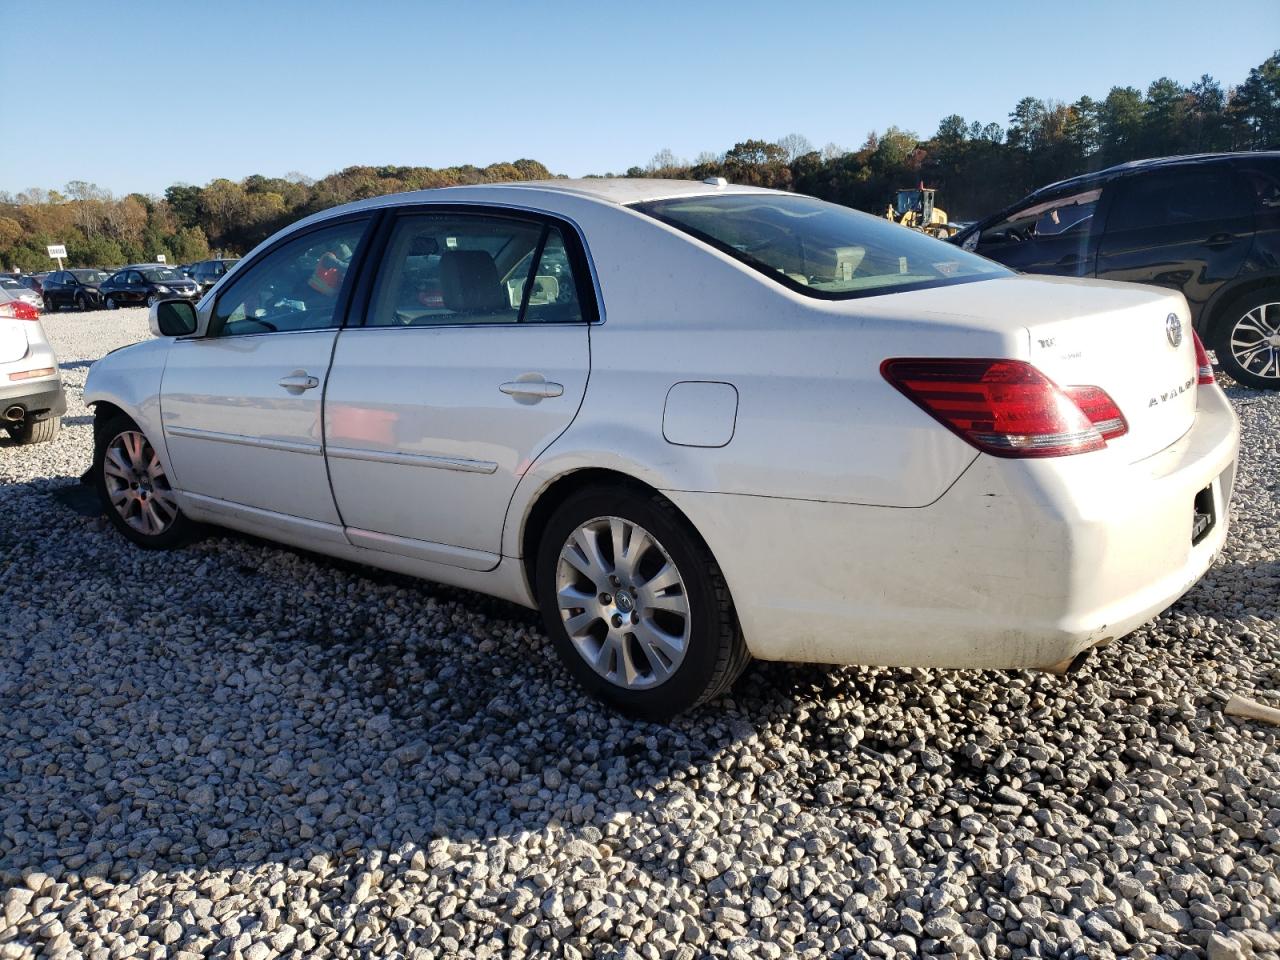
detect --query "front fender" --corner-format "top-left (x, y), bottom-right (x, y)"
top-left (84, 339), bottom-right (177, 483)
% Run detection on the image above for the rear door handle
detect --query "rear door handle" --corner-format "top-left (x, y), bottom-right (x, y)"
top-left (1205, 232), bottom-right (1235, 249)
top-left (278, 372), bottom-right (320, 392)
top-left (499, 377), bottom-right (564, 402)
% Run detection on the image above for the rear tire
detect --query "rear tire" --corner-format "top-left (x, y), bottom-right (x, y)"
top-left (534, 486), bottom-right (749, 720)
top-left (7, 416), bottom-right (60, 445)
top-left (93, 412), bottom-right (194, 549)
top-left (1213, 290), bottom-right (1280, 390)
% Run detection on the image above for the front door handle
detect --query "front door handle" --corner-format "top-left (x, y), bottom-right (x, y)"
top-left (500, 377), bottom-right (564, 403)
top-left (1205, 232), bottom-right (1235, 250)
top-left (278, 372), bottom-right (320, 393)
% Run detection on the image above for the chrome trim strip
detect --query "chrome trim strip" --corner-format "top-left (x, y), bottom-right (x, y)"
top-left (166, 425), bottom-right (322, 456)
top-left (326, 445), bottom-right (498, 474)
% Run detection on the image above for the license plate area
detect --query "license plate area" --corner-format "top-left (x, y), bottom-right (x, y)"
top-left (1191, 484), bottom-right (1215, 546)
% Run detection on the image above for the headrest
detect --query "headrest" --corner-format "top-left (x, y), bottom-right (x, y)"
top-left (439, 250), bottom-right (505, 312)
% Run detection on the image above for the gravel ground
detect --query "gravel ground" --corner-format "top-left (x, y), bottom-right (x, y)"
top-left (1, 308), bottom-right (1278, 960)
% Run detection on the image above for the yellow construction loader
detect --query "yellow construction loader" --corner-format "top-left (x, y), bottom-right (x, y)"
top-left (885, 184), bottom-right (957, 239)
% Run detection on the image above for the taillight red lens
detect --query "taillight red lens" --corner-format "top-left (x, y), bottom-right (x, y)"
top-left (881, 358), bottom-right (1106, 458)
top-left (0, 301), bottom-right (39, 320)
top-left (1192, 330), bottom-right (1215, 385)
top-left (1062, 385), bottom-right (1128, 440)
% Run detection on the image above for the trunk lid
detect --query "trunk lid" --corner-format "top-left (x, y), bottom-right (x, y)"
top-left (836, 274), bottom-right (1197, 462)
top-left (1020, 283), bottom-right (1196, 462)
top-left (0, 319), bottom-right (29, 364)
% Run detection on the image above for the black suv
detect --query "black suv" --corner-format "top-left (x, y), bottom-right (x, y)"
top-left (188, 257), bottom-right (240, 294)
top-left (952, 152), bottom-right (1280, 390)
top-left (99, 265), bottom-right (201, 309)
top-left (41, 269), bottom-right (110, 311)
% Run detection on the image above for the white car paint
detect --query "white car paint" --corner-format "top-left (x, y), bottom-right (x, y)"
top-left (86, 178), bottom-right (1240, 677)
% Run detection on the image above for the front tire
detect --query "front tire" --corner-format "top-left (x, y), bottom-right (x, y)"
top-left (1214, 291), bottom-right (1280, 390)
top-left (43, 297), bottom-right (55, 313)
top-left (76, 294), bottom-right (88, 312)
top-left (105, 297), bottom-right (117, 310)
top-left (534, 487), bottom-right (749, 720)
top-left (93, 413), bottom-right (194, 549)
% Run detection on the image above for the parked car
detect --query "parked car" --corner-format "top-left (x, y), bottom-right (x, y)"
top-left (25, 272), bottom-right (50, 295)
top-left (41, 269), bottom-right (110, 312)
top-left (188, 257), bottom-right (240, 294)
top-left (0, 294), bottom-right (65, 444)
top-left (84, 179), bottom-right (1239, 718)
top-left (951, 151), bottom-right (1280, 390)
top-left (98, 265), bottom-right (200, 309)
top-left (0, 276), bottom-right (44, 312)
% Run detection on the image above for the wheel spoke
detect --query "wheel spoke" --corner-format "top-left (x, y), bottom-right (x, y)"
top-left (643, 589), bottom-right (688, 616)
top-left (563, 610), bottom-right (599, 637)
top-left (557, 584), bottom-right (597, 612)
top-left (109, 488), bottom-right (131, 508)
top-left (641, 562), bottom-right (681, 594)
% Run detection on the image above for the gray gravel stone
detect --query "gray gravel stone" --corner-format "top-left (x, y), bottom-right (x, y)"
top-left (0, 309), bottom-right (1277, 958)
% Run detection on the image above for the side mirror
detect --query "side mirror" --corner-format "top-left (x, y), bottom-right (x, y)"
top-left (151, 299), bottom-right (197, 337)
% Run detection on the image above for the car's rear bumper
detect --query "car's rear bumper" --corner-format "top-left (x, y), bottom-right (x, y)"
top-left (668, 383), bottom-right (1240, 669)
top-left (0, 378), bottom-right (67, 421)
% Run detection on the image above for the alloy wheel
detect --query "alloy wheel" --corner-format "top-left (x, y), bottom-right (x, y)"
top-left (555, 516), bottom-right (690, 690)
top-left (106, 297), bottom-right (116, 309)
top-left (102, 430), bottom-right (180, 536)
top-left (1230, 302), bottom-right (1280, 381)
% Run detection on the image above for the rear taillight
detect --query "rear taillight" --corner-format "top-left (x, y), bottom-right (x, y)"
top-left (1192, 330), bottom-right (1215, 385)
top-left (1062, 385), bottom-right (1128, 440)
top-left (881, 358), bottom-right (1119, 458)
top-left (0, 301), bottom-right (39, 320)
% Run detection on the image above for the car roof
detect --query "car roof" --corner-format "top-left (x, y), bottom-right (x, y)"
top-left (1028, 150), bottom-right (1280, 200)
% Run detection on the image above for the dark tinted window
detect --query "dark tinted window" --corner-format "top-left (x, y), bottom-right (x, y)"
top-left (1106, 169), bottom-right (1250, 232)
top-left (634, 193), bottom-right (1007, 299)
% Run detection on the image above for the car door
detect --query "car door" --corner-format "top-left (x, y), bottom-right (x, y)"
top-left (971, 187), bottom-right (1102, 277)
top-left (160, 216), bottom-right (373, 532)
top-left (324, 207), bottom-right (595, 569)
top-left (1095, 167), bottom-right (1255, 322)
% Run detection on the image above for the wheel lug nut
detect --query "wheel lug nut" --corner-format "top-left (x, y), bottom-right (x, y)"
top-left (599, 593), bottom-right (611, 605)
top-left (611, 614), bottom-right (623, 628)
top-left (610, 575), bottom-right (621, 587)
top-left (630, 612), bottom-right (639, 624)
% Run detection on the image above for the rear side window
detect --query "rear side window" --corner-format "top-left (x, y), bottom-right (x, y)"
top-left (1106, 169), bottom-right (1251, 232)
top-left (365, 213), bottom-right (591, 327)
top-left (634, 193), bottom-right (1008, 299)
top-left (211, 218), bottom-right (370, 337)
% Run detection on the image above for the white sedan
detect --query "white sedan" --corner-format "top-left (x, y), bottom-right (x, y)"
top-left (84, 179), bottom-right (1240, 718)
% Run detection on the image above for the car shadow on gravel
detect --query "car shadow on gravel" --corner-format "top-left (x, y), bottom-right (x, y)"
top-left (4, 472), bottom-right (1278, 938)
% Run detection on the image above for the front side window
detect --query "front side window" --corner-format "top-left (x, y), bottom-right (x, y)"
top-left (981, 189), bottom-right (1101, 245)
top-left (366, 213), bottom-right (589, 326)
top-left (633, 193), bottom-right (1008, 299)
top-left (211, 219), bottom-right (369, 337)
top-left (1106, 170), bottom-right (1250, 233)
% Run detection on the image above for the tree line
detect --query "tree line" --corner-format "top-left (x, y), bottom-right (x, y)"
top-left (2, 52), bottom-right (1276, 271)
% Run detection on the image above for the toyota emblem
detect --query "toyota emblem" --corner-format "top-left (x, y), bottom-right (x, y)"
top-left (1166, 313), bottom-right (1183, 348)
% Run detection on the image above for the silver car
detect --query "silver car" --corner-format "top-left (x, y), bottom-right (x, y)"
top-left (0, 292), bottom-right (65, 444)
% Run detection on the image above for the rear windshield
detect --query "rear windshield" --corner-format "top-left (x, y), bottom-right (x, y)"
top-left (633, 193), bottom-right (1009, 299)
top-left (141, 268), bottom-right (183, 282)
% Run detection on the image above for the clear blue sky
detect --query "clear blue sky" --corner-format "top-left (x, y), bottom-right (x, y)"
top-left (4, 0), bottom-right (1276, 197)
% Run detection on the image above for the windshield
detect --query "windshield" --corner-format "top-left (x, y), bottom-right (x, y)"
top-left (141, 268), bottom-right (183, 282)
top-left (633, 193), bottom-right (1008, 299)
top-left (71, 269), bottom-right (109, 283)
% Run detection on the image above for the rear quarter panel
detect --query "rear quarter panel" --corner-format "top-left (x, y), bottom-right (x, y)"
top-left (503, 201), bottom-right (1006, 556)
